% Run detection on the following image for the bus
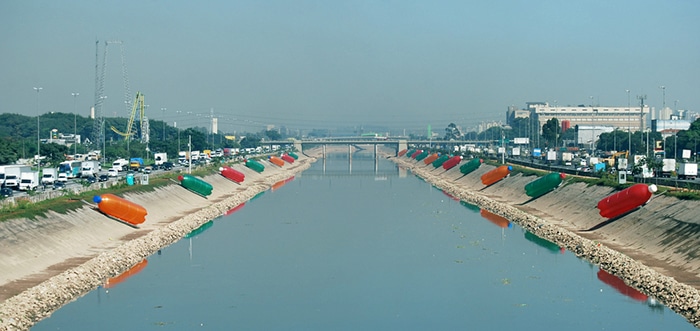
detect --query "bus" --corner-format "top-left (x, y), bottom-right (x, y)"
top-left (58, 161), bottom-right (82, 179)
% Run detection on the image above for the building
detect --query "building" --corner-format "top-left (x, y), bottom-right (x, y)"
top-left (528, 102), bottom-right (650, 134)
top-left (652, 119), bottom-right (691, 139)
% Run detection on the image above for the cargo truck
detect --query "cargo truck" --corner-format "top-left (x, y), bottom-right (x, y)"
top-left (3, 165), bottom-right (31, 189)
top-left (112, 158), bottom-right (129, 172)
top-left (678, 162), bottom-right (698, 180)
top-left (656, 158), bottom-right (676, 178)
top-left (81, 160), bottom-right (101, 178)
top-left (41, 168), bottom-right (57, 185)
top-left (129, 158), bottom-right (144, 171)
top-left (19, 172), bottom-right (39, 191)
top-left (154, 153), bottom-right (168, 167)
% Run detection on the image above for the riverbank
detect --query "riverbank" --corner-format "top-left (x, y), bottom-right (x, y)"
top-left (0, 156), bottom-right (314, 330)
top-left (391, 155), bottom-right (700, 328)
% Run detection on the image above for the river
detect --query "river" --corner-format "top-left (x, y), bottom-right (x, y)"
top-left (33, 150), bottom-right (696, 330)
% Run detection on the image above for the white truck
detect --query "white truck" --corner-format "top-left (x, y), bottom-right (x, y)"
top-left (41, 168), bottom-right (57, 185)
top-left (154, 153), bottom-right (168, 167)
top-left (112, 158), bottom-right (129, 172)
top-left (3, 165), bottom-right (31, 189)
top-left (657, 158), bottom-right (676, 178)
top-left (678, 162), bottom-right (698, 180)
top-left (19, 172), bottom-right (39, 191)
top-left (81, 160), bottom-right (101, 178)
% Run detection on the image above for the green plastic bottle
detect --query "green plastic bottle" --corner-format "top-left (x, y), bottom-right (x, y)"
top-left (432, 155), bottom-right (450, 168)
top-left (178, 174), bottom-right (213, 197)
top-left (459, 158), bottom-right (482, 175)
top-left (288, 152), bottom-right (299, 160)
top-left (524, 172), bottom-right (565, 198)
top-left (415, 151), bottom-right (429, 161)
top-left (245, 159), bottom-right (265, 173)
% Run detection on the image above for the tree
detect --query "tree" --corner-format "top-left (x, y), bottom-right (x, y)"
top-left (541, 118), bottom-right (560, 148)
top-left (444, 123), bottom-right (462, 141)
top-left (264, 130), bottom-right (281, 141)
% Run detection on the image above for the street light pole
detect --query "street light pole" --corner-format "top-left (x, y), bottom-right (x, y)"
top-left (72, 92), bottom-right (79, 156)
top-left (34, 87), bottom-right (43, 169)
top-left (626, 89), bottom-right (631, 156)
top-left (161, 107), bottom-right (166, 141)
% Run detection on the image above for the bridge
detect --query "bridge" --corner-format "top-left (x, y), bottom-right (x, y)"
top-left (263, 138), bottom-right (494, 158)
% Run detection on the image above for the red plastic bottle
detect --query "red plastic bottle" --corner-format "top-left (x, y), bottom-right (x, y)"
top-left (597, 184), bottom-right (657, 218)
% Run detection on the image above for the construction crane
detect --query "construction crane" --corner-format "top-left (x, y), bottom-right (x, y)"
top-left (111, 92), bottom-right (148, 142)
top-left (91, 40), bottom-right (132, 148)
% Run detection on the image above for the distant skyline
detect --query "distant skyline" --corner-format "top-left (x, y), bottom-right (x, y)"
top-left (1, 1), bottom-right (698, 135)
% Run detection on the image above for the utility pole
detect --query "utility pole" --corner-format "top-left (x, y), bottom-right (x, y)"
top-left (161, 107), bottom-right (166, 141)
top-left (638, 94), bottom-right (647, 151)
top-left (34, 87), bottom-right (43, 169)
top-left (72, 92), bottom-right (79, 156)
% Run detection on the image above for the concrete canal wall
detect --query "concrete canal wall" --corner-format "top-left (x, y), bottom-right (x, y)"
top-left (0, 156), bottom-right (314, 331)
top-left (391, 155), bottom-right (700, 328)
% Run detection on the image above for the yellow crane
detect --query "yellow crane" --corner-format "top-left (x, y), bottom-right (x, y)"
top-left (111, 92), bottom-right (145, 141)
top-left (603, 151), bottom-right (629, 167)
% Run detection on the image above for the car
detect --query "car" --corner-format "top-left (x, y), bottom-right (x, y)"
top-left (57, 173), bottom-right (68, 182)
top-left (53, 181), bottom-right (66, 190)
top-left (162, 161), bottom-right (174, 170)
top-left (0, 187), bottom-right (13, 198)
top-left (98, 174), bottom-right (109, 182)
top-left (85, 176), bottom-right (97, 184)
top-left (108, 169), bottom-right (119, 177)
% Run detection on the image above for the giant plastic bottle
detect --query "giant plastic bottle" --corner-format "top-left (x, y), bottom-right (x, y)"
top-left (432, 155), bottom-right (450, 168)
top-left (269, 155), bottom-right (285, 167)
top-left (460, 158), bottom-right (482, 175)
top-left (525, 172), bottom-right (566, 198)
top-left (597, 183), bottom-right (657, 218)
top-left (178, 174), bottom-right (213, 197)
top-left (414, 151), bottom-right (429, 161)
top-left (397, 149), bottom-right (408, 157)
top-left (220, 166), bottom-right (245, 183)
top-left (93, 193), bottom-right (147, 225)
top-left (288, 152), bottom-right (299, 160)
top-left (423, 153), bottom-right (440, 165)
top-left (442, 155), bottom-right (462, 170)
top-left (406, 149), bottom-right (416, 158)
top-left (281, 154), bottom-right (295, 163)
top-left (245, 159), bottom-right (265, 173)
top-left (410, 150), bottom-right (423, 159)
top-left (481, 165), bottom-right (512, 186)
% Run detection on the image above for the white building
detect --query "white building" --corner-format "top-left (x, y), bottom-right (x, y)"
top-left (529, 102), bottom-right (651, 134)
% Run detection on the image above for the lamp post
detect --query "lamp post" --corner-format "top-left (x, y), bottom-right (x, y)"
top-left (626, 89), bottom-right (631, 156)
top-left (34, 87), bottom-right (42, 169)
top-left (161, 107), bottom-right (167, 141)
top-left (72, 92), bottom-right (79, 156)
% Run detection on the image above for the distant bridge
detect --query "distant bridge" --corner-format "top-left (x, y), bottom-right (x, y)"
top-left (263, 138), bottom-right (495, 157)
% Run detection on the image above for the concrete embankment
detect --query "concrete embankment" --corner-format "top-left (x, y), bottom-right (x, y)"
top-left (0, 156), bottom-right (314, 331)
top-left (392, 155), bottom-right (700, 328)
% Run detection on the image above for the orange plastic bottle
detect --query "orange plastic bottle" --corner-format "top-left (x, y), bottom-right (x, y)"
top-left (481, 165), bottom-right (512, 186)
top-left (93, 193), bottom-right (147, 225)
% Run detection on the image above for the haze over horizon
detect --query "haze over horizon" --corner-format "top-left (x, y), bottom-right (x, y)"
top-left (1, 1), bottom-right (698, 135)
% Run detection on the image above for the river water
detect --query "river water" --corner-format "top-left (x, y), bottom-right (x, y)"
top-left (33, 151), bottom-right (696, 330)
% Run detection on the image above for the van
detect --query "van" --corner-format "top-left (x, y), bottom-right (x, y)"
top-left (57, 173), bottom-right (68, 183)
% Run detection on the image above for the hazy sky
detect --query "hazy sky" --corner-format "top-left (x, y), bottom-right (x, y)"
top-left (1, 0), bottom-right (698, 134)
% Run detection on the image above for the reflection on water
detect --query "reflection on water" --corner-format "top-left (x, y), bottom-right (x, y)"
top-left (32, 150), bottom-right (697, 331)
top-left (104, 259), bottom-right (148, 289)
top-left (524, 230), bottom-right (564, 254)
top-left (480, 209), bottom-right (512, 228)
